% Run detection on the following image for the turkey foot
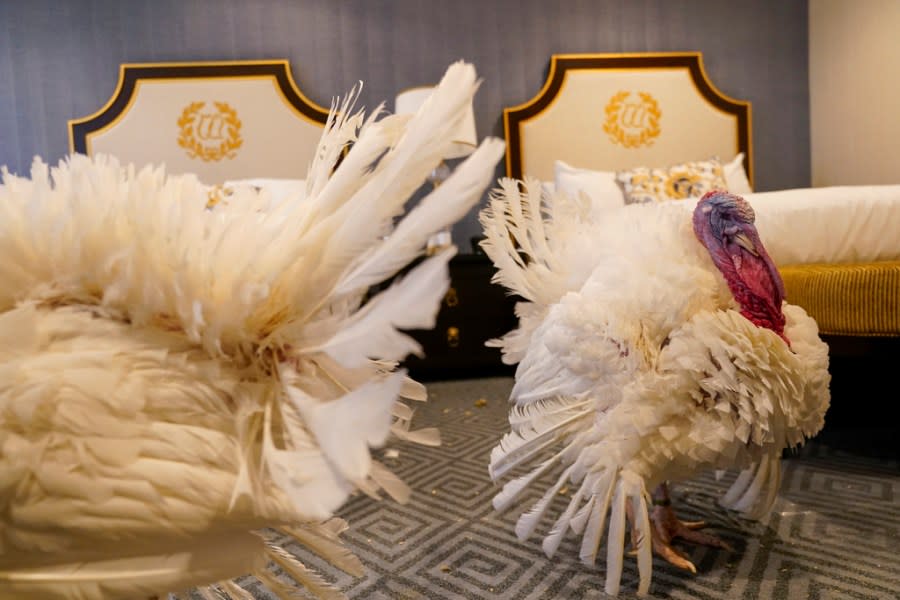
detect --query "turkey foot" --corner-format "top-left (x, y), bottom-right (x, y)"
top-left (628, 482), bottom-right (732, 574)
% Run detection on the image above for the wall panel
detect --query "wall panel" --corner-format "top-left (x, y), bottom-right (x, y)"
top-left (0, 0), bottom-right (809, 249)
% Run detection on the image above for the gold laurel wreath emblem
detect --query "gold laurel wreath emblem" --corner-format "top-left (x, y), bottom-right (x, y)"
top-left (177, 101), bottom-right (243, 162)
top-left (602, 91), bottom-right (661, 148)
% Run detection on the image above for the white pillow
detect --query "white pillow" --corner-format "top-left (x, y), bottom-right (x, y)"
top-left (723, 153), bottom-right (753, 194)
top-left (541, 180), bottom-right (556, 196)
top-left (553, 155), bottom-right (751, 205)
top-left (553, 160), bottom-right (625, 210)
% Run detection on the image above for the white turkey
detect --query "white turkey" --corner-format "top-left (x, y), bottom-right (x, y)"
top-left (479, 179), bottom-right (830, 596)
top-left (0, 61), bottom-right (505, 599)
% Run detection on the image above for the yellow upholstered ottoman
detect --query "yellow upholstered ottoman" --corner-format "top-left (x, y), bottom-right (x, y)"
top-left (779, 260), bottom-right (900, 337)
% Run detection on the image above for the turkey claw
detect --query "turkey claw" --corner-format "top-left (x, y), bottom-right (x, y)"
top-left (678, 519), bottom-right (707, 530)
top-left (653, 540), bottom-right (697, 574)
top-left (671, 521), bottom-right (733, 552)
top-left (628, 503), bottom-right (733, 573)
top-left (626, 543), bottom-right (698, 574)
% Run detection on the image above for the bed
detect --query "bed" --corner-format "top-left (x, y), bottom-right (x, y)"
top-left (68, 59), bottom-right (327, 200)
top-left (502, 52), bottom-right (900, 358)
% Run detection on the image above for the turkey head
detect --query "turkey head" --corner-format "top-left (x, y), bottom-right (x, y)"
top-left (692, 190), bottom-right (789, 345)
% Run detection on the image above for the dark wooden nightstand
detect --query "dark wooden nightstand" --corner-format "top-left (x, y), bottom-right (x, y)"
top-left (401, 253), bottom-right (518, 380)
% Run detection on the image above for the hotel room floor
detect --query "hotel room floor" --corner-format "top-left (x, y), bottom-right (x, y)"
top-left (230, 375), bottom-right (898, 600)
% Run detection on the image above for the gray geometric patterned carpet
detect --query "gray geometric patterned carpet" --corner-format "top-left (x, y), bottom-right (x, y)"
top-left (230, 376), bottom-right (899, 600)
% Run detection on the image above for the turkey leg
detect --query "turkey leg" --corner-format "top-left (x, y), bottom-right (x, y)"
top-left (629, 482), bottom-right (732, 573)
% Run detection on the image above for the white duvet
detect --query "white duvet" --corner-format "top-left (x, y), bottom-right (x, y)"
top-left (744, 185), bottom-right (900, 266)
top-left (547, 180), bottom-right (900, 266)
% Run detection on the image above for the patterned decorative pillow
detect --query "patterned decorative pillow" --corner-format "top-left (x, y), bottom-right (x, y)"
top-left (615, 158), bottom-right (728, 204)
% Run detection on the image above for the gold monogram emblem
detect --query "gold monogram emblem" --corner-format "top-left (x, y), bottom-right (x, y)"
top-left (602, 91), bottom-right (661, 148)
top-left (177, 101), bottom-right (243, 161)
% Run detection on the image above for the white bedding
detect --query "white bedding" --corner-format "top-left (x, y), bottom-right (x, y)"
top-left (546, 158), bottom-right (900, 267)
top-left (558, 182), bottom-right (900, 267)
top-left (743, 185), bottom-right (900, 267)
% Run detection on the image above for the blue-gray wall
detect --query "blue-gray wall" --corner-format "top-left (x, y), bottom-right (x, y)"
top-left (0, 0), bottom-right (809, 250)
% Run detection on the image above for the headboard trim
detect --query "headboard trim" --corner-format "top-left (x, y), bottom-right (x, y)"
top-left (68, 59), bottom-right (330, 155)
top-left (503, 52), bottom-right (752, 183)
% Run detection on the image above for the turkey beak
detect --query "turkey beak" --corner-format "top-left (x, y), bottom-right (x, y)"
top-left (733, 232), bottom-right (759, 256)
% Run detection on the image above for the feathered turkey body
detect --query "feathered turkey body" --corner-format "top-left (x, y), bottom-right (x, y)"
top-left (0, 61), bottom-right (505, 599)
top-left (479, 180), bottom-right (830, 596)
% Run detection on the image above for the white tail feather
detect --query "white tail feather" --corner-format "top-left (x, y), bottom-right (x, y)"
top-left (489, 408), bottom-right (592, 480)
top-left (578, 469), bottom-right (615, 566)
top-left (390, 423), bottom-right (441, 447)
top-left (731, 457), bottom-right (770, 514)
top-left (719, 466), bottom-right (756, 508)
top-left (280, 520), bottom-right (364, 578)
top-left (604, 480), bottom-right (628, 597)
top-left (262, 543), bottom-right (347, 600)
top-left (333, 139), bottom-right (505, 295)
top-left (569, 491), bottom-right (595, 536)
top-left (478, 176), bottom-right (571, 307)
top-left (491, 457), bottom-right (560, 513)
top-left (308, 248), bottom-right (456, 368)
top-left (514, 465), bottom-right (575, 542)
top-left (729, 454), bottom-right (781, 519)
top-left (400, 377), bottom-right (427, 402)
top-left (369, 460), bottom-right (412, 504)
top-left (284, 368), bottom-right (404, 483)
top-left (304, 84), bottom-right (365, 199)
top-left (541, 478), bottom-right (587, 557)
top-left (623, 472), bottom-right (652, 596)
top-left (219, 579), bottom-right (257, 600)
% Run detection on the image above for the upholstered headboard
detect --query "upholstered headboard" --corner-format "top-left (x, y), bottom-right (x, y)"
top-left (504, 52), bottom-right (752, 185)
top-left (502, 52), bottom-right (900, 346)
top-left (68, 60), bottom-right (329, 185)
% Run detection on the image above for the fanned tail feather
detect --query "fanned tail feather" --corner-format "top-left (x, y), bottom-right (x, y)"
top-left (478, 177), bottom-right (544, 302)
top-left (194, 585), bottom-right (229, 600)
top-left (303, 82), bottom-right (368, 203)
top-left (601, 472), bottom-right (651, 597)
top-left (282, 366), bottom-right (404, 484)
top-left (399, 376), bottom-right (427, 402)
top-left (719, 454), bottom-right (781, 519)
top-left (541, 479), bottom-right (586, 557)
top-left (280, 519), bottom-right (364, 578)
top-left (258, 543), bottom-right (346, 600)
top-left (624, 472), bottom-right (652, 596)
top-left (390, 396), bottom-right (439, 445)
top-left (368, 460), bottom-right (412, 504)
top-left (493, 457), bottom-right (657, 596)
top-left (514, 465), bottom-right (576, 541)
top-left (218, 580), bottom-right (257, 600)
top-left (492, 457), bottom-right (558, 513)
top-left (578, 470), bottom-right (615, 565)
top-left (333, 139), bottom-right (505, 295)
top-left (489, 397), bottom-right (593, 480)
top-left (478, 176), bottom-right (573, 307)
top-left (306, 248), bottom-right (456, 367)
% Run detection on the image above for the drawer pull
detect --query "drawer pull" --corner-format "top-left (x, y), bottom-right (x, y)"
top-left (445, 287), bottom-right (459, 307)
top-left (446, 326), bottom-right (460, 347)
